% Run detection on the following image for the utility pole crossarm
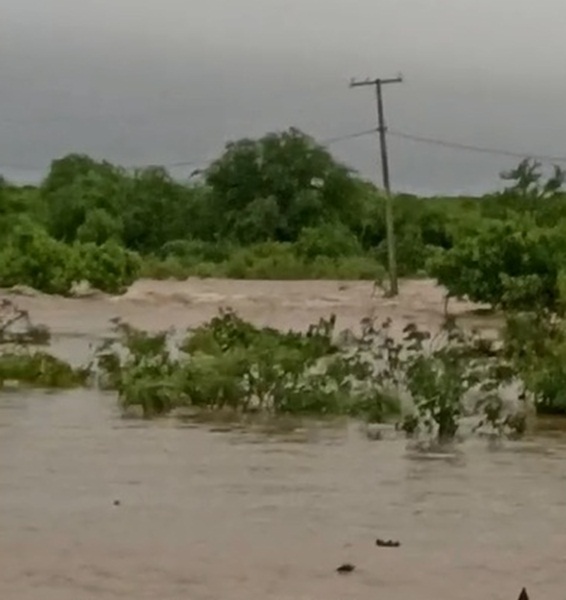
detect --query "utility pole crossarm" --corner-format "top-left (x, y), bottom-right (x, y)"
top-left (349, 75), bottom-right (403, 88)
top-left (349, 73), bottom-right (403, 297)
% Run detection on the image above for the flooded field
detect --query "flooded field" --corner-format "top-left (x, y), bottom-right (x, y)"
top-left (1, 279), bottom-right (565, 599)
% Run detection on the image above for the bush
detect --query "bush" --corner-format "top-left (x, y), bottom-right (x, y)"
top-left (0, 298), bottom-right (89, 389)
top-left (428, 217), bottom-right (566, 311)
top-left (222, 243), bottom-right (307, 279)
top-left (295, 223), bottom-right (363, 261)
top-left (95, 308), bottom-right (526, 445)
top-left (158, 239), bottom-right (233, 264)
top-left (502, 311), bottom-right (566, 415)
top-left (350, 316), bottom-right (521, 443)
top-left (0, 223), bottom-right (140, 295)
top-left (74, 241), bottom-right (141, 293)
top-left (0, 351), bottom-right (89, 388)
top-left (76, 208), bottom-right (123, 245)
top-left (0, 223), bottom-right (80, 294)
top-left (140, 255), bottom-right (193, 280)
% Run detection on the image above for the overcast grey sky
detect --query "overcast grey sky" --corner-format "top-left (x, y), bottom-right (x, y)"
top-left (2, 0), bottom-right (566, 194)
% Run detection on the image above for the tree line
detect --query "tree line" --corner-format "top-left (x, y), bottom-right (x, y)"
top-left (1, 126), bottom-right (566, 308)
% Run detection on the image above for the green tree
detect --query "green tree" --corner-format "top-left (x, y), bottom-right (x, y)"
top-left (77, 208), bottom-right (123, 244)
top-left (204, 128), bottom-right (364, 242)
top-left (500, 158), bottom-right (565, 201)
top-left (120, 167), bottom-right (197, 253)
top-left (42, 156), bottom-right (127, 243)
top-left (429, 216), bottom-right (566, 311)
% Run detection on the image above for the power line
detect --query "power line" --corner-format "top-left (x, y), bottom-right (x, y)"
top-left (388, 129), bottom-right (566, 164)
top-left (135, 128), bottom-right (380, 170)
top-left (0, 128), bottom-right (380, 174)
top-left (321, 128), bottom-right (377, 146)
top-left (4, 126), bottom-right (566, 175)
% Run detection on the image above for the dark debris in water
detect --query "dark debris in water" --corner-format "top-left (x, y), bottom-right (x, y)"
top-left (376, 538), bottom-right (401, 548)
top-left (336, 563), bottom-right (355, 574)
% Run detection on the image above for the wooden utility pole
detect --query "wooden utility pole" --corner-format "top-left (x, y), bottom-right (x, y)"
top-left (350, 75), bottom-right (403, 296)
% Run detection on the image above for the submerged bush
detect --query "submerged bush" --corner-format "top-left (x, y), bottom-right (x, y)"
top-left (97, 310), bottom-right (388, 419)
top-left (0, 351), bottom-right (88, 388)
top-left (95, 308), bottom-right (526, 443)
top-left (0, 298), bottom-right (88, 389)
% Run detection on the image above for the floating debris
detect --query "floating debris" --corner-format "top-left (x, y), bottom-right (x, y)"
top-left (376, 539), bottom-right (401, 548)
top-left (336, 563), bottom-right (355, 574)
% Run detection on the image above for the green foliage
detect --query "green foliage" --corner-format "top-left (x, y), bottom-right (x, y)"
top-left (502, 311), bottom-right (566, 414)
top-left (7, 141), bottom-right (566, 310)
top-left (95, 309), bottom-right (525, 443)
top-left (74, 241), bottom-right (141, 293)
top-left (0, 221), bottom-right (140, 295)
top-left (295, 223), bottom-right (363, 261)
top-left (0, 351), bottom-right (88, 388)
top-left (204, 128), bottom-right (366, 242)
top-left (0, 130), bottom-right (400, 287)
top-left (97, 310), bottom-right (367, 418)
top-left (500, 158), bottom-right (565, 201)
top-left (144, 242), bottom-right (384, 281)
top-left (350, 316), bottom-right (520, 442)
top-left (96, 323), bottom-right (181, 417)
top-left (0, 299), bottom-right (88, 389)
top-left (120, 167), bottom-right (198, 253)
top-left (158, 239), bottom-right (233, 264)
top-left (220, 242), bottom-right (312, 279)
top-left (0, 222), bottom-right (80, 294)
top-left (8, 139), bottom-right (566, 427)
top-left (77, 208), bottom-right (123, 244)
top-left (42, 154), bottom-right (126, 243)
top-left (0, 130), bottom-right (502, 289)
top-left (428, 217), bottom-right (566, 311)
top-left (0, 182), bottom-right (44, 237)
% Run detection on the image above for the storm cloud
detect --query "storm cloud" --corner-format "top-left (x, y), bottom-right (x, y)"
top-left (2, 0), bottom-right (566, 193)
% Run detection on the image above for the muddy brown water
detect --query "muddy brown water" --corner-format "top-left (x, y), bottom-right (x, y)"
top-left (1, 279), bottom-right (565, 600)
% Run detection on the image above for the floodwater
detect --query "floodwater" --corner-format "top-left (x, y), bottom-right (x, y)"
top-left (1, 279), bottom-right (565, 600)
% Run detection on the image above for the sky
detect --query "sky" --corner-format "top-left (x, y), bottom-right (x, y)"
top-left (2, 0), bottom-right (566, 194)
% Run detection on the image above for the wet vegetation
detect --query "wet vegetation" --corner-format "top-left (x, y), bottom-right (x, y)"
top-left (0, 291), bottom-right (553, 445)
top-left (3, 128), bottom-right (566, 434)
top-left (0, 299), bottom-right (88, 388)
top-left (92, 308), bottom-right (529, 444)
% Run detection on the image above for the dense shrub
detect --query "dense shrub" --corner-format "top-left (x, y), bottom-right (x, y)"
top-left (0, 223), bottom-right (79, 294)
top-left (502, 311), bottom-right (566, 415)
top-left (428, 217), bottom-right (566, 311)
top-left (295, 223), bottom-right (363, 261)
top-left (94, 309), bottom-right (526, 444)
top-left (0, 298), bottom-right (88, 389)
top-left (0, 223), bottom-right (140, 295)
top-left (74, 241), bottom-right (141, 293)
